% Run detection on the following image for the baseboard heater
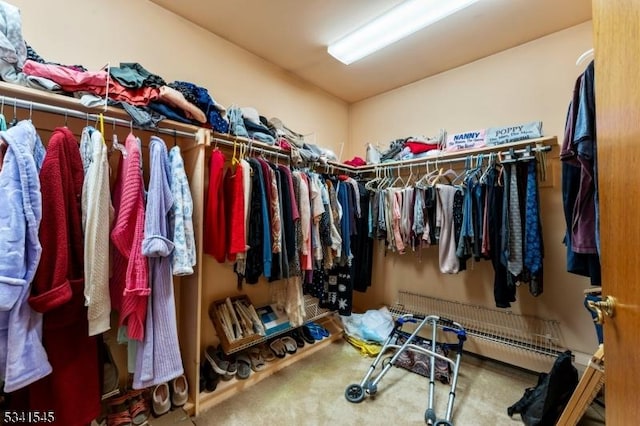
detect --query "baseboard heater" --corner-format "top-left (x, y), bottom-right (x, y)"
top-left (388, 291), bottom-right (566, 372)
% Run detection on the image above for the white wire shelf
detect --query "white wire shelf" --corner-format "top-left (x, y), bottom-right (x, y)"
top-left (389, 291), bottom-right (565, 358)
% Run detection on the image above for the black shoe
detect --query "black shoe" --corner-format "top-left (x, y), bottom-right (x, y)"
top-left (300, 325), bottom-right (316, 344)
top-left (290, 329), bottom-right (305, 348)
top-left (203, 360), bottom-right (220, 392)
top-left (199, 361), bottom-right (207, 393)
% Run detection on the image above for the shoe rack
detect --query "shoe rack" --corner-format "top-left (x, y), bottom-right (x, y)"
top-left (172, 125), bottom-right (347, 417)
top-left (196, 314), bottom-right (343, 414)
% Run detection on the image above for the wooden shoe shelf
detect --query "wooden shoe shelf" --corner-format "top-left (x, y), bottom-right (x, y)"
top-left (192, 314), bottom-right (343, 415)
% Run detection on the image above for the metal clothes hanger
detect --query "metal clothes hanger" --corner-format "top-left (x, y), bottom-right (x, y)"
top-left (405, 164), bottom-right (414, 188)
top-left (479, 152), bottom-right (496, 184)
top-left (111, 118), bottom-right (127, 158)
top-left (9, 98), bottom-right (18, 127)
top-left (365, 166), bottom-right (382, 191)
top-left (415, 161), bottom-right (437, 189)
top-left (576, 48), bottom-right (594, 66)
top-left (389, 166), bottom-right (405, 188)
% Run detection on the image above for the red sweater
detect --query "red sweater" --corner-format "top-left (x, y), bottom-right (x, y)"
top-left (27, 127), bottom-right (100, 426)
top-left (204, 150), bottom-right (226, 262)
top-left (224, 165), bottom-right (246, 261)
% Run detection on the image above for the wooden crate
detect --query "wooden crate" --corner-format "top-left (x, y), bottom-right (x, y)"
top-left (209, 295), bottom-right (263, 354)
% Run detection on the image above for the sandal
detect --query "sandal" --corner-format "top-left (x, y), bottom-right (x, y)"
top-left (127, 390), bottom-right (150, 425)
top-left (280, 336), bottom-right (298, 354)
top-left (258, 343), bottom-right (276, 362)
top-left (235, 353), bottom-right (252, 380)
top-left (269, 338), bottom-right (287, 358)
top-left (306, 322), bottom-right (330, 340)
top-left (304, 324), bottom-right (324, 341)
top-left (247, 347), bottom-right (267, 372)
top-left (289, 329), bottom-right (305, 348)
top-left (300, 326), bottom-right (316, 344)
top-left (106, 394), bottom-right (133, 426)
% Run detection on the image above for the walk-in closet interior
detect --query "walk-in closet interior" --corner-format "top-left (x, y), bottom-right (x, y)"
top-left (0, 0), bottom-right (636, 425)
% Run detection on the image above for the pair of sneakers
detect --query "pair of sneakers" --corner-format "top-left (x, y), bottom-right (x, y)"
top-left (152, 375), bottom-right (189, 417)
top-left (305, 322), bottom-right (330, 341)
top-left (204, 345), bottom-right (237, 380)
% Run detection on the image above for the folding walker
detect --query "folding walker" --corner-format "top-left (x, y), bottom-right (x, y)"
top-left (345, 314), bottom-right (467, 425)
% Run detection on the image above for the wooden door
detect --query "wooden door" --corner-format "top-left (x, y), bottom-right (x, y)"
top-left (593, 0), bottom-right (640, 424)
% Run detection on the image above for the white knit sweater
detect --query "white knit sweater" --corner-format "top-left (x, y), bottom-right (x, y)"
top-left (81, 128), bottom-right (114, 336)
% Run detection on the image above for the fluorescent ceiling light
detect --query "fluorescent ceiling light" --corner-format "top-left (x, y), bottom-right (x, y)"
top-left (328, 0), bottom-right (480, 65)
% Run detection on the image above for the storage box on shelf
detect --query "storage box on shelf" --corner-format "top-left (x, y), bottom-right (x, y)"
top-left (209, 295), bottom-right (265, 354)
top-left (256, 304), bottom-right (291, 337)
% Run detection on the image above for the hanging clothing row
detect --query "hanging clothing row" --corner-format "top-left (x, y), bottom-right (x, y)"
top-left (0, 117), bottom-right (195, 425)
top-left (561, 60), bottom-right (600, 286)
top-left (367, 149), bottom-right (545, 309)
top-left (203, 147), bottom-right (373, 320)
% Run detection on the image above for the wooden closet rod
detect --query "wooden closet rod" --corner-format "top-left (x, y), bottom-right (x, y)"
top-left (0, 94), bottom-right (197, 140)
top-left (360, 137), bottom-right (555, 174)
top-left (209, 135), bottom-right (290, 161)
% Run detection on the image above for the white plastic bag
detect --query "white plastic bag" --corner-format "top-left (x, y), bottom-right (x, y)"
top-left (340, 306), bottom-right (394, 344)
top-left (366, 143), bottom-right (381, 165)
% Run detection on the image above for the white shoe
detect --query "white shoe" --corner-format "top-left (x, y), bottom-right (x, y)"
top-left (152, 383), bottom-right (171, 416)
top-left (171, 375), bottom-right (189, 407)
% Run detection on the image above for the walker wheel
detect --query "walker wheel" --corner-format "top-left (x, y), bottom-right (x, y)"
top-left (364, 381), bottom-right (378, 395)
top-left (345, 384), bottom-right (365, 403)
top-left (425, 408), bottom-right (437, 424)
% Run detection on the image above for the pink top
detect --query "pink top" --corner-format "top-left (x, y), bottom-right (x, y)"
top-left (110, 134), bottom-right (149, 341)
top-left (22, 60), bottom-right (160, 106)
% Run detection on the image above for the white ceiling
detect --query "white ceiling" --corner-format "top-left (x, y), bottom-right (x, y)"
top-left (150, 0), bottom-right (592, 103)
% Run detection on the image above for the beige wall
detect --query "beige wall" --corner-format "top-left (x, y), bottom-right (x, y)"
top-left (13, 0), bottom-right (597, 364)
top-left (9, 0), bottom-right (350, 356)
top-left (349, 22), bottom-right (599, 362)
top-left (11, 0), bottom-right (348, 155)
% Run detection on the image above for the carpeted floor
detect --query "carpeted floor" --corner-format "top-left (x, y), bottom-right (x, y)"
top-left (192, 339), bottom-right (605, 426)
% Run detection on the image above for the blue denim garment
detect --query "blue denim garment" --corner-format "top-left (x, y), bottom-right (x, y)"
top-left (227, 107), bottom-right (248, 138)
top-left (251, 160), bottom-right (272, 279)
top-left (456, 182), bottom-right (473, 260)
top-left (251, 132), bottom-right (276, 145)
top-left (561, 161), bottom-right (601, 284)
top-left (244, 118), bottom-right (273, 136)
top-left (168, 81), bottom-right (229, 133)
top-left (148, 102), bottom-right (199, 126)
top-left (583, 294), bottom-right (603, 344)
top-left (32, 130), bottom-right (46, 172)
top-left (118, 102), bottom-right (165, 129)
top-left (337, 182), bottom-right (352, 261)
top-left (472, 181), bottom-right (484, 259)
top-left (524, 160), bottom-right (542, 275)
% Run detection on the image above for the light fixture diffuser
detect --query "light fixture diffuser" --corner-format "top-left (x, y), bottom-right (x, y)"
top-left (328, 0), bottom-right (480, 65)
